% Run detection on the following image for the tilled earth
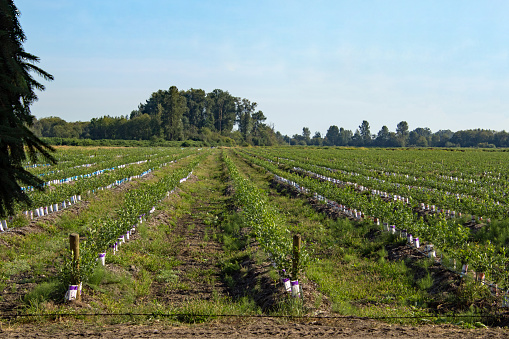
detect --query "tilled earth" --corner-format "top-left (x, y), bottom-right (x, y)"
top-left (2, 317), bottom-right (509, 338)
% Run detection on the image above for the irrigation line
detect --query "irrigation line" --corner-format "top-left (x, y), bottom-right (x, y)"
top-left (0, 312), bottom-right (508, 320)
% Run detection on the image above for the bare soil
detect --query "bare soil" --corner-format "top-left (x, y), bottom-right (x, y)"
top-left (2, 316), bottom-right (508, 338)
top-left (149, 199), bottom-right (229, 306)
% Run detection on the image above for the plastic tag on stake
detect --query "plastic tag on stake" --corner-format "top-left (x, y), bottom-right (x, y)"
top-left (67, 285), bottom-right (78, 300)
top-left (283, 278), bottom-right (291, 292)
top-left (98, 253), bottom-right (106, 266)
top-left (291, 280), bottom-right (300, 298)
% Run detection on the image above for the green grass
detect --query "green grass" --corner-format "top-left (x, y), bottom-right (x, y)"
top-left (24, 281), bottom-right (60, 307)
top-left (417, 273), bottom-right (434, 291)
top-left (156, 269), bottom-right (179, 284)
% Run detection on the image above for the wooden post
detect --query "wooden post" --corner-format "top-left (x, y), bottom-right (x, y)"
top-left (70, 233), bottom-right (79, 262)
top-left (69, 233), bottom-right (81, 300)
top-left (292, 234), bottom-right (301, 281)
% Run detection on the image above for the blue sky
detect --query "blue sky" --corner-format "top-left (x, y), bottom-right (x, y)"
top-left (17, 0), bottom-right (509, 136)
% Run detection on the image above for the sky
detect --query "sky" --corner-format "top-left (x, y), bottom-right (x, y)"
top-left (16, 0), bottom-right (509, 137)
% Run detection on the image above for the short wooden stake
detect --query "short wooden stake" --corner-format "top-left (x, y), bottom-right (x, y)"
top-left (69, 233), bottom-right (81, 300)
top-left (70, 233), bottom-right (79, 262)
top-left (292, 234), bottom-right (301, 281)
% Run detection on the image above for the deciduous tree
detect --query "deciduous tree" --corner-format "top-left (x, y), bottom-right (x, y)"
top-left (359, 120), bottom-right (371, 146)
top-left (396, 121), bottom-right (409, 146)
top-left (375, 125), bottom-right (390, 147)
top-left (302, 127), bottom-right (311, 144)
top-left (324, 125), bottom-right (340, 146)
top-left (160, 86), bottom-right (187, 141)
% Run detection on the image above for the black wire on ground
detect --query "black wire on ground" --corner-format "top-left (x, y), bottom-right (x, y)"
top-left (0, 312), bottom-right (507, 320)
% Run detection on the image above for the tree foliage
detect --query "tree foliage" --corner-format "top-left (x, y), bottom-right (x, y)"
top-left (324, 125), bottom-right (340, 146)
top-left (396, 121), bottom-right (409, 146)
top-left (284, 119), bottom-right (509, 148)
top-left (33, 86), bottom-right (281, 146)
top-left (359, 120), bottom-right (371, 146)
top-left (0, 0), bottom-right (56, 215)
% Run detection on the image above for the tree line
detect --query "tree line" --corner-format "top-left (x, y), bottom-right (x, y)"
top-left (34, 96), bottom-right (509, 148)
top-left (288, 121), bottom-right (509, 148)
top-left (33, 86), bottom-right (283, 146)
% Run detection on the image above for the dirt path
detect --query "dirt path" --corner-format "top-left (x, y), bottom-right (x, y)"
top-left (148, 174), bottom-right (229, 306)
top-left (1, 317), bottom-right (508, 338)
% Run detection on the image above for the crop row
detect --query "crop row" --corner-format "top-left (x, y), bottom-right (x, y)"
top-left (25, 147), bottom-right (160, 176)
top-left (244, 149), bottom-right (507, 220)
top-left (236, 150), bottom-right (509, 290)
top-left (290, 162), bottom-right (502, 221)
top-left (247, 148), bottom-right (509, 208)
top-left (63, 151), bottom-right (208, 287)
top-left (23, 148), bottom-right (186, 188)
top-left (2, 149), bottom-right (201, 221)
top-left (271, 172), bottom-right (505, 297)
top-left (222, 152), bottom-right (308, 281)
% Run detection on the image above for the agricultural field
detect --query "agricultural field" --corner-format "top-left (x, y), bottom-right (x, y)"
top-left (1, 146), bottom-right (509, 337)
